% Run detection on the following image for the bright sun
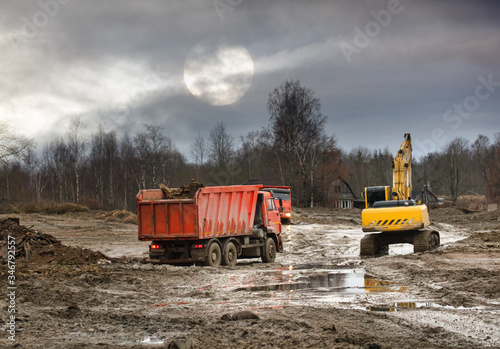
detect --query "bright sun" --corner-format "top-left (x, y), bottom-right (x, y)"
top-left (184, 37), bottom-right (254, 106)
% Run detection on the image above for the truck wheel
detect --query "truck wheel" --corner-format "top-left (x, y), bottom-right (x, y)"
top-left (261, 238), bottom-right (276, 263)
top-left (204, 242), bottom-right (221, 266)
top-left (222, 242), bottom-right (237, 267)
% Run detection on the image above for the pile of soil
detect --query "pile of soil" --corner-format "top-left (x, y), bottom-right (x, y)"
top-left (293, 207), bottom-right (362, 226)
top-left (457, 230), bottom-right (500, 247)
top-left (160, 179), bottom-right (204, 199)
top-left (95, 209), bottom-right (138, 224)
top-left (430, 206), bottom-right (499, 226)
top-left (0, 218), bottom-right (110, 264)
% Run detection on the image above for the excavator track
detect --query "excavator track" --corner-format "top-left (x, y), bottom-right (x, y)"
top-left (360, 230), bottom-right (440, 256)
top-left (360, 234), bottom-right (389, 256)
top-left (413, 230), bottom-right (440, 253)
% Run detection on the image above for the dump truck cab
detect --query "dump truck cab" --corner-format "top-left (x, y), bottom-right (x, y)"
top-left (261, 186), bottom-right (292, 223)
top-left (260, 190), bottom-right (282, 234)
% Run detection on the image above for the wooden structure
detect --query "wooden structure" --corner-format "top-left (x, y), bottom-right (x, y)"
top-left (329, 177), bottom-right (357, 209)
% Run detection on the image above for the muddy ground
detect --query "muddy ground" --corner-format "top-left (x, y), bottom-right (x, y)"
top-left (1, 206), bottom-right (499, 348)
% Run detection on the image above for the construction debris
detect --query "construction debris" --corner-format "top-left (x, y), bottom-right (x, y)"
top-left (95, 209), bottom-right (138, 224)
top-left (160, 179), bottom-right (204, 199)
top-left (0, 218), bottom-right (110, 264)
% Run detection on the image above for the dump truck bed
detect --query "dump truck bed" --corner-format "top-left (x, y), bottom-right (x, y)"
top-left (137, 185), bottom-right (261, 241)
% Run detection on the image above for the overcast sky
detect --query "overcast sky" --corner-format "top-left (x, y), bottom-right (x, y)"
top-left (1, 0), bottom-right (499, 160)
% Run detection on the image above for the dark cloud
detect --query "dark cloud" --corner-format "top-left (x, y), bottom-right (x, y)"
top-left (1, 0), bottom-right (499, 159)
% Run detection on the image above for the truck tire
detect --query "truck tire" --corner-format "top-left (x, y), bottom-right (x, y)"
top-left (222, 241), bottom-right (237, 267)
top-left (261, 238), bottom-right (276, 263)
top-left (204, 242), bottom-right (222, 266)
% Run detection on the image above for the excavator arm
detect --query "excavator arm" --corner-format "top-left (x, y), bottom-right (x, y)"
top-left (392, 133), bottom-right (412, 201)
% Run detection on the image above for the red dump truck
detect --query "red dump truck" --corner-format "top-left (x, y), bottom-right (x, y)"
top-left (261, 186), bottom-right (292, 223)
top-left (137, 185), bottom-right (283, 266)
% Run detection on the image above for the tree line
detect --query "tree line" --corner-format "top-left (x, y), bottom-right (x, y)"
top-left (1, 80), bottom-right (499, 211)
top-left (342, 134), bottom-right (500, 205)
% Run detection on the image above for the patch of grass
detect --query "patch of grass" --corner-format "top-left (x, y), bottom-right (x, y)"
top-left (0, 202), bottom-right (89, 215)
top-left (42, 203), bottom-right (90, 214)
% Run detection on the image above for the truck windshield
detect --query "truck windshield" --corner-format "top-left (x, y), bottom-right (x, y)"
top-left (272, 192), bottom-right (290, 201)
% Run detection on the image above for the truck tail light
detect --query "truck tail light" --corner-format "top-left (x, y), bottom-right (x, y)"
top-left (193, 244), bottom-right (204, 249)
top-left (151, 244), bottom-right (161, 249)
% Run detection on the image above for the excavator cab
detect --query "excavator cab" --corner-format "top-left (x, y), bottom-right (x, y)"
top-left (364, 186), bottom-right (392, 208)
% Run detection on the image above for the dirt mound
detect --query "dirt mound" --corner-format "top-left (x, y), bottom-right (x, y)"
top-left (461, 230), bottom-right (500, 245)
top-left (0, 218), bottom-right (110, 264)
top-left (95, 209), bottom-right (138, 224)
top-left (160, 179), bottom-right (204, 199)
top-left (430, 206), bottom-right (499, 227)
top-left (292, 207), bottom-right (361, 226)
top-left (468, 209), bottom-right (499, 222)
top-left (430, 206), bottom-right (466, 217)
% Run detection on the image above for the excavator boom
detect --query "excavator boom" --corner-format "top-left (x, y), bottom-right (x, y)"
top-left (392, 133), bottom-right (412, 201)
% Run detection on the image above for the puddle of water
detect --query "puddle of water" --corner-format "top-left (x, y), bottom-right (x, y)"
top-left (234, 267), bottom-right (407, 295)
top-left (139, 337), bottom-right (165, 345)
top-left (367, 302), bottom-right (486, 312)
top-left (291, 263), bottom-right (357, 270)
top-left (388, 243), bottom-right (414, 256)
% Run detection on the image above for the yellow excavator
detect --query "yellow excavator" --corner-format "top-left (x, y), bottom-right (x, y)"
top-left (360, 133), bottom-right (440, 255)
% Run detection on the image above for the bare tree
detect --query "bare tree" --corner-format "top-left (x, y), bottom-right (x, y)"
top-left (120, 133), bottom-right (138, 209)
top-left (0, 121), bottom-right (34, 165)
top-left (209, 122), bottom-right (234, 170)
top-left (134, 125), bottom-right (174, 189)
top-left (309, 134), bottom-right (341, 207)
top-left (67, 116), bottom-right (86, 202)
top-left (442, 137), bottom-right (469, 202)
top-left (486, 133), bottom-right (500, 204)
top-left (344, 147), bottom-right (370, 197)
top-left (88, 126), bottom-right (119, 207)
top-left (43, 138), bottom-right (69, 202)
top-left (266, 80), bottom-right (327, 204)
top-left (470, 134), bottom-right (490, 195)
top-left (104, 131), bottom-right (119, 207)
top-left (191, 132), bottom-right (206, 166)
top-left (134, 131), bottom-right (150, 189)
top-left (190, 132), bottom-right (206, 181)
top-left (22, 144), bottom-right (47, 202)
top-left (238, 131), bottom-right (265, 180)
top-left (145, 125), bottom-right (168, 187)
top-left (89, 126), bottom-right (106, 205)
